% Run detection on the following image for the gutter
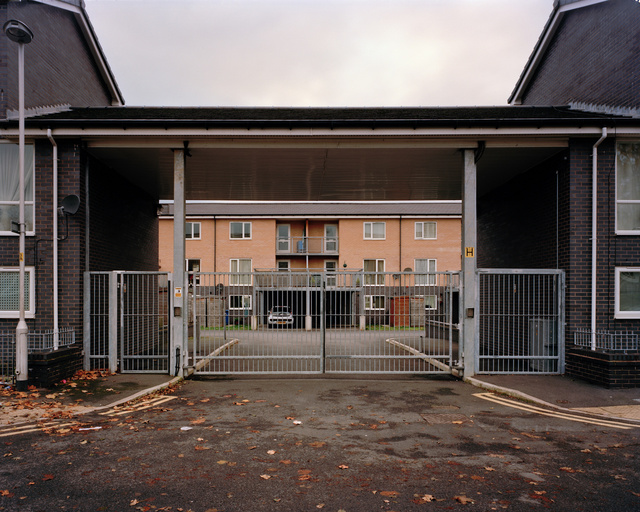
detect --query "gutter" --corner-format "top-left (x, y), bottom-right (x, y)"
top-left (47, 129), bottom-right (59, 350)
top-left (591, 127), bottom-right (607, 349)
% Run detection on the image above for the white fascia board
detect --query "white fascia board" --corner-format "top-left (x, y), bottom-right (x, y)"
top-left (162, 214), bottom-right (462, 220)
top-left (12, 126), bottom-right (632, 143)
top-left (509, 0), bottom-right (608, 105)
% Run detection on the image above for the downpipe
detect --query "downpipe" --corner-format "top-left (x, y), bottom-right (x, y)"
top-left (591, 128), bottom-right (607, 350)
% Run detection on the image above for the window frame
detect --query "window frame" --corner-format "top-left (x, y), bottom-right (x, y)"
top-left (230, 221), bottom-right (252, 240)
top-left (364, 258), bottom-right (385, 285)
top-left (415, 221), bottom-right (437, 240)
top-left (0, 266), bottom-right (36, 318)
top-left (365, 295), bottom-right (386, 310)
top-left (230, 258), bottom-right (252, 285)
top-left (415, 258), bottom-right (437, 286)
top-left (615, 267), bottom-right (640, 319)
top-left (615, 141), bottom-right (640, 235)
top-left (419, 295), bottom-right (438, 310)
top-left (0, 142), bottom-right (35, 236)
top-left (363, 221), bottom-right (385, 240)
top-left (229, 294), bottom-right (252, 310)
top-left (185, 222), bottom-right (201, 240)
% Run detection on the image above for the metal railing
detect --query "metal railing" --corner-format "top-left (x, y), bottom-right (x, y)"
top-left (276, 236), bottom-right (339, 255)
top-left (573, 329), bottom-right (639, 352)
top-left (0, 328), bottom-right (76, 385)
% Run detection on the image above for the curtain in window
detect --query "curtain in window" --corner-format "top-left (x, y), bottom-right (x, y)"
top-left (0, 144), bottom-right (34, 232)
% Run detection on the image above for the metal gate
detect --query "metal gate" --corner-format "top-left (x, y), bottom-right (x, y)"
top-left (84, 271), bottom-right (171, 373)
top-left (188, 270), bottom-right (460, 375)
top-left (476, 269), bottom-right (565, 374)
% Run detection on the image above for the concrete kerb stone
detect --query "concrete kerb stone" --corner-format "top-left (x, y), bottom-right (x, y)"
top-left (464, 376), bottom-right (640, 425)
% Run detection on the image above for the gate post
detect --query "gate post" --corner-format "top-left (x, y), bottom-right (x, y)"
top-left (83, 272), bottom-right (90, 370)
top-left (462, 149), bottom-right (477, 378)
top-left (172, 148), bottom-right (187, 376)
top-left (108, 271), bottom-right (118, 372)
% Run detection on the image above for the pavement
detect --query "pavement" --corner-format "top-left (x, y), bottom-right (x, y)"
top-left (2, 369), bottom-right (640, 426)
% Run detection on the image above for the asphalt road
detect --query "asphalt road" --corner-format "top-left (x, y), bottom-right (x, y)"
top-left (2, 377), bottom-right (639, 512)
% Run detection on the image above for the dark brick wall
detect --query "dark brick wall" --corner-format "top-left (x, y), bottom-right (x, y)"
top-left (28, 343), bottom-right (83, 389)
top-left (88, 156), bottom-right (159, 272)
top-left (520, 0), bottom-right (640, 110)
top-left (478, 150), bottom-right (567, 269)
top-left (566, 348), bottom-right (640, 389)
top-left (0, 1), bottom-right (114, 118)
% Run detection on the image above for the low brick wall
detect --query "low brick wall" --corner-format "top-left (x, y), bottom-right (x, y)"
top-left (28, 344), bottom-right (83, 389)
top-left (566, 348), bottom-right (640, 389)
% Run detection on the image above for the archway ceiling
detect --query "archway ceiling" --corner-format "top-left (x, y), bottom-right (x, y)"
top-left (87, 144), bottom-right (564, 201)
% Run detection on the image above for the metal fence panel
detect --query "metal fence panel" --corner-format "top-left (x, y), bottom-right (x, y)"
top-left (476, 269), bottom-right (565, 374)
top-left (188, 271), bottom-right (460, 375)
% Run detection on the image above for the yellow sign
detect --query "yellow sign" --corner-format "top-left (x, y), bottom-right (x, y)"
top-left (465, 247), bottom-right (475, 258)
top-left (174, 287), bottom-right (182, 298)
top-left (19, 253), bottom-right (24, 262)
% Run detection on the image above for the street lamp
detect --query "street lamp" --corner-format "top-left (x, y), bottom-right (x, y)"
top-left (4, 19), bottom-right (34, 391)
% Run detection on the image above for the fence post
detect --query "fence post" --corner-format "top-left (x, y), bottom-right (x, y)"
top-left (83, 272), bottom-right (91, 370)
top-left (108, 272), bottom-right (118, 372)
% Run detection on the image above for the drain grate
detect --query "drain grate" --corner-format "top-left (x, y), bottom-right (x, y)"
top-left (420, 413), bottom-right (470, 425)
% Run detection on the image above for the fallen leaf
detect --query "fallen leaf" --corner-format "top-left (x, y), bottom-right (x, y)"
top-left (130, 499), bottom-right (139, 506)
top-left (380, 491), bottom-right (399, 497)
top-left (455, 495), bottom-right (474, 504)
top-left (316, 504), bottom-right (325, 509)
top-left (484, 467), bottom-right (495, 471)
top-left (42, 474), bottom-right (54, 481)
top-left (309, 442), bottom-right (326, 448)
top-left (413, 494), bottom-right (435, 504)
top-left (260, 474), bottom-right (272, 480)
top-left (338, 464), bottom-right (349, 469)
top-left (217, 460), bottom-right (228, 465)
top-left (267, 450), bottom-right (276, 455)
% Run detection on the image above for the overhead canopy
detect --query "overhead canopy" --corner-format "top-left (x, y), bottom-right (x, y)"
top-left (7, 105), bottom-right (635, 201)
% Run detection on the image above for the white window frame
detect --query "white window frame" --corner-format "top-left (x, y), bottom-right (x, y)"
top-left (363, 221), bottom-right (385, 240)
top-left (415, 221), bottom-right (437, 240)
top-left (0, 266), bottom-right (35, 318)
top-left (364, 259), bottom-right (385, 285)
top-left (615, 142), bottom-right (640, 235)
top-left (419, 295), bottom-right (438, 310)
top-left (615, 267), bottom-right (640, 319)
top-left (229, 294), bottom-right (252, 310)
top-left (277, 260), bottom-right (290, 271)
top-left (325, 224), bottom-right (338, 252)
top-left (415, 258), bottom-right (437, 286)
top-left (230, 258), bottom-right (252, 285)
top-left (185, 222), bottom-right (201, 240)
top-left (277, 224), bottom-right (290, 252)
top-left (365, 295), bottom-right (385, 310)
top-left (186, 259), bottom-right (200, 286)
top-left (325, 260), bottom-right (338, 287)
top-left (230, 221), bottom-right (252, 239)
top-left (0, 142), bottom-right (35, 236)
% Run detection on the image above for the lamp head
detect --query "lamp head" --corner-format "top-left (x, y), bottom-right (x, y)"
top-left (3, 20), bottom-right (34, 44)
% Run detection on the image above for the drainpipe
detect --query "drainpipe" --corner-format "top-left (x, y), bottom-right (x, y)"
top-left (47, 128), bottom-right (59, 350)
top-left (591, 127), bottom-right (607, 350)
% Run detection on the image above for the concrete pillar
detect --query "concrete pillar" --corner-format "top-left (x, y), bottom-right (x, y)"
top-left (462, 149), bottom-right (477, 378)
top-left (172, 149), bottom-right (186, 376)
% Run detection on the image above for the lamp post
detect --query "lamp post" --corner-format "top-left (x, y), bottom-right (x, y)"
top-left (4, 20), bottom-right (34, 392)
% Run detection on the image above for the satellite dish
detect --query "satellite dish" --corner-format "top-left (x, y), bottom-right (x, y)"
top-left (60, 195), bottom-right (80, 216)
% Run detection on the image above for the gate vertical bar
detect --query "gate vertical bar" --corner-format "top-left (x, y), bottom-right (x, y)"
top-left (108, 271), bottom-right (118, 372)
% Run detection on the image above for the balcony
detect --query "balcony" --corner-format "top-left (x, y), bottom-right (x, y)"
top-left (276, 236), bottom-right (339, 256)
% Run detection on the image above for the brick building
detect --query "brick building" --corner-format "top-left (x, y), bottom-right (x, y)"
top-left (0, 0), bottom-right (639, 386)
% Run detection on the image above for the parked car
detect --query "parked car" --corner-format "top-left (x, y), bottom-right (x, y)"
top-left (268, 306), bottom-right (294, 327)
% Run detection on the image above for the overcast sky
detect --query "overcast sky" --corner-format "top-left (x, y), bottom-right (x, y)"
top-left (84, 0), bottom-right (553, 107)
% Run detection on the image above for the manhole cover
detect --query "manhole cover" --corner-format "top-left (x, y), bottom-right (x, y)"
top-left (420, 413), bottom-right (470, 425)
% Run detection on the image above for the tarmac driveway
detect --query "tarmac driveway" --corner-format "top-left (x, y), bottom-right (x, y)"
top-left (1, 376), bottom-right (639, 511)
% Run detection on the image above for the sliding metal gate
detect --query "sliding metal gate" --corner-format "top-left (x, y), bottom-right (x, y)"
top-left (189, 270), bottom-right (460, 375)
top-left (84, 271), bottom-right (171, 373)
top-left (476, 269), bottom-right (565, 374)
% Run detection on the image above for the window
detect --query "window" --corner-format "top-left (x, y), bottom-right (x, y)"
top-left (0, 267), bottom-right (35, 318)
top-left (277, 260), bottom-right (290, 271)
top-left (0, 143), bottom-right (35, 234)
top-left (415, 259), bottom-right (437, 285)
top-left (365, 295), bottom-right (385, 310)
top-left (364, 259), bottom-right (385, 285)
top-left (325, 224), bottom-right (338, 252)
top-left (364, 222), bottom-right (385, 240)
top-left (325, 260), bottom-right (337, 286)
top-left (186, 259), bottom-right (200, 286)
top-left (185, 222), bottom-right (201, 239)
top-left (230, 222), bottom-right (251, 239)
top-left (230, 258), bottom-right (251, 285)
top-left (421, 295), bottom-right (438, 310)
top-left (616, 142), bottom-right (640, 233)
top-left (277, 224), bottom-right (290, 252)
top-left (229, 295), bottom-right (252, 310)
top-left (615, 268), bottom-right (640, 318)
top-left (415, 221), bottom-right (437, 240)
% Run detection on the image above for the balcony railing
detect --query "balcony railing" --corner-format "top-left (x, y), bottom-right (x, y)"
top-left (276, 236), bottom-right (338, 255)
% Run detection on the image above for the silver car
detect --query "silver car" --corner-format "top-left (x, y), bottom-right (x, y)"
top-left (268, 306), bottom-right (294, 327)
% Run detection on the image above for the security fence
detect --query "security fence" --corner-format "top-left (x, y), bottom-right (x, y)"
top-left (188, 270), bottom-right (461, 375)
top-left (573, 329), bottom-right (639, 352)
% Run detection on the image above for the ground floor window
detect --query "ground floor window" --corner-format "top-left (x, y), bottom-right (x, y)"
top-left (365, 295), bottom-right (385, 310)
top-left (421, 295), bottom-right (438, 310)
top-left (0, 267), bottom-right (35, 318)
top-left (0, 143), bottom-right (35, 235)
top-left (615, 267), bottom-right (640, 318)
top-left (229, 295), bottom-right (252, 310)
